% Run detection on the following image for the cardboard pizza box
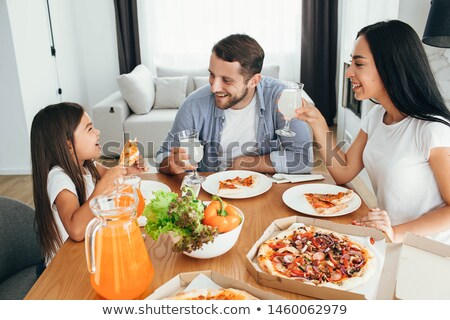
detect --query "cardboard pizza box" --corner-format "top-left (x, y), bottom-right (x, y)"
top-left (245, 215), bottom-right (387, 300)
top-left (377, 233), bottom-right (450, 300)
top-left (145, 270), bottom-right (285, 300)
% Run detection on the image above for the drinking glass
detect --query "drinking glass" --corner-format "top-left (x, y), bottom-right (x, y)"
top-left (114, 175), bottom-right (145, 217)
top-left (176, 129), bottom-right (205, 185)
top-left (275, 82), bottom-right (304, 137)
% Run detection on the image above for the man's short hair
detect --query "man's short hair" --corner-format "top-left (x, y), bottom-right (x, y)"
top-left (212, 34), bottom-right (264, 81)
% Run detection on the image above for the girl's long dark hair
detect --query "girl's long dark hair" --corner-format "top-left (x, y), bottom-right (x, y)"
top-left (31, 102), bottom-right (100, 261)
top-left (358, 20), bottom-right (450, 126)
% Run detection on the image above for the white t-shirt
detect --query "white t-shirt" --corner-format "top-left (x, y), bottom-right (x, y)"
top-left (47, 165), bottom-right (96, 259)
top-left (218, 94), bottom-right (258, 168)
top-left (361, 105), bottom-right (450, 244)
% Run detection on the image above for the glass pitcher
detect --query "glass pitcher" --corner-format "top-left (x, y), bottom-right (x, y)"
top-left (86, 191), bottom-right (154, 299)
top-left (114, 175), bottom-right (145, 217)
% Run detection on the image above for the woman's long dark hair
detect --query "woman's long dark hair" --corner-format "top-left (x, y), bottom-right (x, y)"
top-left (358, 20), bottom-right (450, 126)
top-left (31, 102), bottom-right (100, 261)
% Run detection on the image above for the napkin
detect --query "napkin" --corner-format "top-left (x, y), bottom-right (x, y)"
top-left (270, 174), bottom-right (325, 184)
top-left (184, 274), bottom-right (222, 292)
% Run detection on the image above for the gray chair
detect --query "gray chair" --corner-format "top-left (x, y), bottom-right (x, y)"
top-left (0, 196), bottom-right (44, 300)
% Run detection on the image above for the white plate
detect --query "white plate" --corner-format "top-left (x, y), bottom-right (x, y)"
top-left (140, 180), bottom-right (171, 204)
top-left (201, 170), bottom-right (272, 199)
top-left (282, 183), bottom-right (362, 217)
top-left (138, 180), bottom-right (171, 227)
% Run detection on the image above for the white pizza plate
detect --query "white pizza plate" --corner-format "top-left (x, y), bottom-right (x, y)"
top-left (201, 170), bottom-right (272, 199)
top-left (138, 180), bottom-right (171, 226)
top-left (282, 183), bottom-right (362, 217)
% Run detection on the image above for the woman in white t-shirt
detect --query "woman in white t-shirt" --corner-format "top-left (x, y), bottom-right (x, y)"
top-left (31, 102), bottom-right (145, 263)
top-left (295, 20), bottom-right (450, 244)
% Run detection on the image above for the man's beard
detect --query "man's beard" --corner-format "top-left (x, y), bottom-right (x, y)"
top-left (215, 86), bottom-right (249, 110)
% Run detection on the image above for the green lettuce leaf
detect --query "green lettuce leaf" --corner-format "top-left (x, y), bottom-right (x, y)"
top-left (143, 188), bottom-right (218, 252)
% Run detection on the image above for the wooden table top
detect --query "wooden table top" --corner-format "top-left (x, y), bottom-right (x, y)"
top-left (25, 171), bottom-right (370, 300)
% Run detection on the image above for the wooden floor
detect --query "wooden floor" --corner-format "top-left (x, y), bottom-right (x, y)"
top-left (0, 175), bottom-right (34, 207)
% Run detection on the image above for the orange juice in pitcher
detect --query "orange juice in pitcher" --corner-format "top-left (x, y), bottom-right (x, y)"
top-left (86, 191), bottom-right (154, 299)
top-left (115, 175), bottom-right (145, 217)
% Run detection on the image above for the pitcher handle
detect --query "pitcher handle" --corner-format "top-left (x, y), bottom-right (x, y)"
top-left (85, 218), bottom-right (102, 273)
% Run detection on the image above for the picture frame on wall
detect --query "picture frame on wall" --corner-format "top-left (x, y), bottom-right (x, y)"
top-left (342, 62), bottom-right (362, 118)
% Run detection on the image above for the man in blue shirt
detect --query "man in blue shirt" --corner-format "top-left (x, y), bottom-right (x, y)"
top-left (157, 34), bottom-right (313, 174)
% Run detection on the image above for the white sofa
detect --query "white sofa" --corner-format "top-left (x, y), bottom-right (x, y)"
top-left (92, 64), bottom-right (280, 158)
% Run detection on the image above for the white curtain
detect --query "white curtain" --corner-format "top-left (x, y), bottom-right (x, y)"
top-left (138, 0), bottom-right (302, 81)
top-left (340, 0), bottom-right (400, 63)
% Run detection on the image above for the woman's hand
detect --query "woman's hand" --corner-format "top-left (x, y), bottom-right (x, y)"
top-left (352, 208), bottom-right (399, 242)
top-left (294, 99), bottom-right (329, 139)
top-left (295, 99), bottom-right (326, 125)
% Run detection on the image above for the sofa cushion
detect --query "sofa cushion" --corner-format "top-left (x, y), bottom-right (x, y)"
top-left (261, 64), bottom-right (280, 79)
top-left (116, 64), bottom-right (155, 114)
top-left (194, 76), bottom-right (210, 90)
top-left (156, 66), bottom-right (208, 95)
top-left (154, 76), bottom-right (188, 109)
top-left (124, 109), bottom-right (178, 157)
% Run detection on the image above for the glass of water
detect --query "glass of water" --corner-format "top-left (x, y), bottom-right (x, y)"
top-left (275, 82), bottom-right (304, 137)
top-left (176, 129), bottom-right (205, 185)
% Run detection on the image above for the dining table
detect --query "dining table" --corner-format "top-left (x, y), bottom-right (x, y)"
top-left (25, 171), bottom-right (372, 300)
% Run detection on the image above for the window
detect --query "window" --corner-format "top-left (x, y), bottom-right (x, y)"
top-left (138, 0), bottom-right (302, 81)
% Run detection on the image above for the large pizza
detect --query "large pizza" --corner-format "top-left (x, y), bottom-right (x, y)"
top-left (257, 225), bottom-right (375, 290)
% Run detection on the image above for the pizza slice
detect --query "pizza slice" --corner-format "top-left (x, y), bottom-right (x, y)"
top-left (218, 175), bottom-right (258, 195)
top-left (163, 288), bottom-right (259, 300)
top-left (119, 138), bottom-right (139, 166)
top-left (313, 190), bottom-right (354, 205)
top-left (304, 190), bottom-right (354, 214)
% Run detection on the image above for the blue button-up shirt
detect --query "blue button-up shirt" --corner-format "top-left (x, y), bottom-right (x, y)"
top-left (156, 77), bottom-right (313, 173)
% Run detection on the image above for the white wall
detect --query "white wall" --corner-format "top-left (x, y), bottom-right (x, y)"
top-left (0, 0), bottom-right (119, 174)
top-left (0, 0), bottom-right (31, 174)
top-left (336, 0), bottom-right (399, 143)
top-left (69, 0), bottom-right (119, 111)
top-left (399, 0), bottom-right (450, 108)
top-left (398, 0), bottom-right (428, 36)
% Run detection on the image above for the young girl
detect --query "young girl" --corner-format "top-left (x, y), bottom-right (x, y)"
top-left (31, 102), bottom-right (143, 263)
top-left (296, 20), bottom-right (450, 244)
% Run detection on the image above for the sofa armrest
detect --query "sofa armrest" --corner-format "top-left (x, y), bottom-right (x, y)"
top-left (92, 91), bottom-right (131, 157)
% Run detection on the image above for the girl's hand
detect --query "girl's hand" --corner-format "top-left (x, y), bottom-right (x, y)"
top-left (352, 208), bottom-right (398, 242)
top-left (97, 165), bottom-right (127, 193)
top-left (126, 155), bottom-right (148, 174)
